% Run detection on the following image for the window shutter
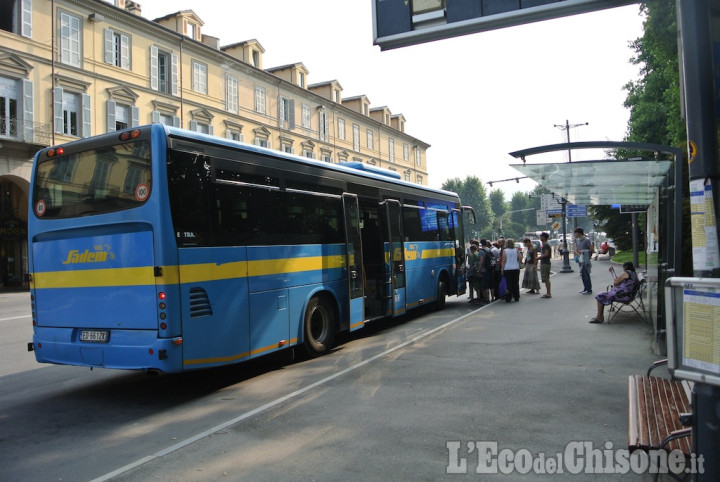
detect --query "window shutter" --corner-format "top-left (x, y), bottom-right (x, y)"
top-left (131, 106), bottom-right (139, 127)
top-left (152, 111), bottom-right (160, 123)
top-left (171, 54), bottom-right (179, 96)
top-left (22, 79), bottom-right (33, 142)
top-left (150, 46), bottom-right (158, 90)
top-left (81, 94), bottom-right (91, 138)
top-left (104, 29), bottom-right (114, 64)
top-left (288, 100), bottom-right (295, 130)
top-left (21, 0), bottom-right (32, 38)
top-left (106, 99), bottom-right (116, 132)
top-left (225, 129), bottom-right (233, 139)
top-left (172, 116), bottom-right (180, 127)
top-left (120, 34), bottom-right (130, 69)
top-left (190, 120), bottom-right (198, 132)
top-left (53, 87), bottom-right (63, 134)
top-left (208, 124), bottom-right (214, 136)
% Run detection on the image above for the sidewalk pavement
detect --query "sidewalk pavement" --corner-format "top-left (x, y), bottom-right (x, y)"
top-left (445, 255), bottom-right (661, 479)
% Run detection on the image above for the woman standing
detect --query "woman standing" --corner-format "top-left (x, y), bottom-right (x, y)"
top-left (500, 238), bottom-right (523, 302)
top-left (522, 238), bottom-right (541, 294)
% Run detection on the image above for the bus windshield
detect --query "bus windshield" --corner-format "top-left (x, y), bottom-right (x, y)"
top-left (32, 140), bottom-right (152, 219)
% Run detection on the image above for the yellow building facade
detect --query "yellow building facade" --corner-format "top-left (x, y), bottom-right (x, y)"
top-left (0, 0), bottom-right (430, 289)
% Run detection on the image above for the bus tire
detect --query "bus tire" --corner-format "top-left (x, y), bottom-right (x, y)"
top-left (434, 278), bottom-right (447, 311)
top-left (303, 295), bottom-right (336, 356)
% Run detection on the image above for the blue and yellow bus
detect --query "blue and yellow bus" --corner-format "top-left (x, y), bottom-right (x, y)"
top-left (28, 124), bottom-right (474, 373)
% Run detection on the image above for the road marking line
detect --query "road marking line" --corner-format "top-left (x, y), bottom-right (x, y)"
top-left (91, 308), bottom-right (479, 482)
top-left (0, 315), bottom-right (31, 322)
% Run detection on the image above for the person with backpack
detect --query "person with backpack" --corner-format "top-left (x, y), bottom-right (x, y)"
top-left (480, 239), bottom-right (495, 303)
top-left (466, 243), bottom-right (482, 304)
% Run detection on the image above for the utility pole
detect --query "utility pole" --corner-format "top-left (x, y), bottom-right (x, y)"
top-left (554, 119), bottom-right (588, 162)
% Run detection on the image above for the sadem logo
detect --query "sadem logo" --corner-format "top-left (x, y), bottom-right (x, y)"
top-left (62, 245), bottom-right (115, 265)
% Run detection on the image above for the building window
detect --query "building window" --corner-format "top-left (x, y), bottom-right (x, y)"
top-left (104, 29), bottom-right (130, 69)
top-left (404, 171), bottom-right (411, 182)
top-left (319, 111), bottom-right (328, 142)
top-left (60, 11), bottom-right (81, 67)
top-left (186, 22), bottom-right (196, 40)
top-left (192, 61), bottom-right (208, 94)
top-left (403, 143), bottom-right (409, 161)
top-left (255, 86), bottom-right (265, 113)
top-left (0, 0), bottom-right (32, 37)
top-left (337, 118), bottom-right (345, 141)
top-left (190, 120), bottom-right (212, 134)
top-left (252, 50), bottom-right (259, 67)
top-left (114, 103), bottom-right (128, 130)
top-left (366, 129), bottom-right (374, 150)
top-left (352, 124), bottom-right (360, 151)
top-left (334, 90), bottom-right (340, 103)
top-left (388, 138), bottom-right (395, 163)
top-left (226, 75), bottom-right (238, 114)
top-left (416, 175), bottom-right (423, 185)
top-left (298, 72), bottom-right (305, 88)
top-left (301, 104), bottom-right (311, 128)
top-left (416, 148), bottom-right (421, 166)
top-left (151, 47), bottom-right (178, 95)
top-left (279, 96), bottom-right (294, 129)
top-left (0, 77), bottom-right (18, 138)
top-left (53, 87), bottom-right (91, 138)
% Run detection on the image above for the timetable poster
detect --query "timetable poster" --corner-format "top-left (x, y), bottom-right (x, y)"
top-left (683, 288), bottom-right (720, 374)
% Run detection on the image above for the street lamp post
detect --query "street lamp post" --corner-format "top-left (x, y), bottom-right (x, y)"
top-left (558, 197), bottom-right (573, 273)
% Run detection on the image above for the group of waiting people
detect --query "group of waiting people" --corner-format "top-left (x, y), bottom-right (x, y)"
top-left (466, 233), bottom-right (553, 305)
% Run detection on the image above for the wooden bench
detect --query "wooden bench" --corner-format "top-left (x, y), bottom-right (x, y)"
top-left (608, 277), bottom-right (648, 323)
top-left (628, 361), bottom-right (693, 457)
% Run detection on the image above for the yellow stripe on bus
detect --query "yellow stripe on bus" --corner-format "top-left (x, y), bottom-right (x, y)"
top-left (32, 255), bottom-right (347, 289)
top-left (183, 337), bottom-right (299, 366)
top-left (32, 266), bottom-right (156, 289)
top-left (421, 248), bottom-right (455, 259)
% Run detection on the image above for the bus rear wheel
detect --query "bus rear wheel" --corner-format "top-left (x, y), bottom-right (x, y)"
top-left (303, 295), bottom-right (336, 356)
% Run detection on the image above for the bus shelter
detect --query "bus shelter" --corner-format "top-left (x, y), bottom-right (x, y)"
top-left (507, 141), bottom-right (683, 354)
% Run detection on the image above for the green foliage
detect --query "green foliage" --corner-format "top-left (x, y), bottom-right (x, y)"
top-left (623, 0), bottom-right (684, 147)
top-left (442, 176), bottom-right (492, 238)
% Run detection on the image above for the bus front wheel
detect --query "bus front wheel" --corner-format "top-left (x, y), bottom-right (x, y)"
top-left (303, 295), bottom-right (336, 356)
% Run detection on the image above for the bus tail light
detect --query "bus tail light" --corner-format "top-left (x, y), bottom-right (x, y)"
top-left (119, 129), bottom-right (141, 141)
top-left (46, 146), bottom-right (65, 157)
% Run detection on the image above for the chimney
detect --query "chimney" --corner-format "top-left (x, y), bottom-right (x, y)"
top-left (126, 1), bottom-right (142, 16)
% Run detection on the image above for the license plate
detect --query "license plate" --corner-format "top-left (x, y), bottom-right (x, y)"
top-left (80, 330), bottom-right (109, 343)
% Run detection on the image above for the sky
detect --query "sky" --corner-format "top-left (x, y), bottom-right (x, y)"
top-left (139, 0), bottom-right (646, 200)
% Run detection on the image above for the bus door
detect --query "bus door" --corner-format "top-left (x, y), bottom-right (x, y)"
top-left (342, 194), bottom-right (365, 331)
top-left (451, 209), bottom-right (466, 296)
top-left (382, 200), bottom-right (406, 316)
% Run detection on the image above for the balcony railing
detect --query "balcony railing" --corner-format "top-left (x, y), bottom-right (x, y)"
top-left (0, 118), bottom-right (52, 146)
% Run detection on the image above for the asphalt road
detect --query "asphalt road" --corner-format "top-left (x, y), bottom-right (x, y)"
top-left (0, 260), bottom-right (662, 481)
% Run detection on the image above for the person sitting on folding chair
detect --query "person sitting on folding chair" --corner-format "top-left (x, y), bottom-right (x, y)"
top-left (588, 262), bottom-right (639, 324)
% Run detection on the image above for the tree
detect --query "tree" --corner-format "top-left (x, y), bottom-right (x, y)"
top-left (442, 176), bottom-right (492, 239)
top-left (591, 0), bottom-right (688, 261)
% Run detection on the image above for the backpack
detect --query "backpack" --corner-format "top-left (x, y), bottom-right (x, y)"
top-left (484, 247), bottom-right (497, 271)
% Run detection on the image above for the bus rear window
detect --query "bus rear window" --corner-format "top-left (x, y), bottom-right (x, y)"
top-left (32, 141), bottom-right (151, 218)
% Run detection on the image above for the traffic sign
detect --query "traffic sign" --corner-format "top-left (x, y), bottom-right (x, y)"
top-left (567, 205), bottom-right (587, 217)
